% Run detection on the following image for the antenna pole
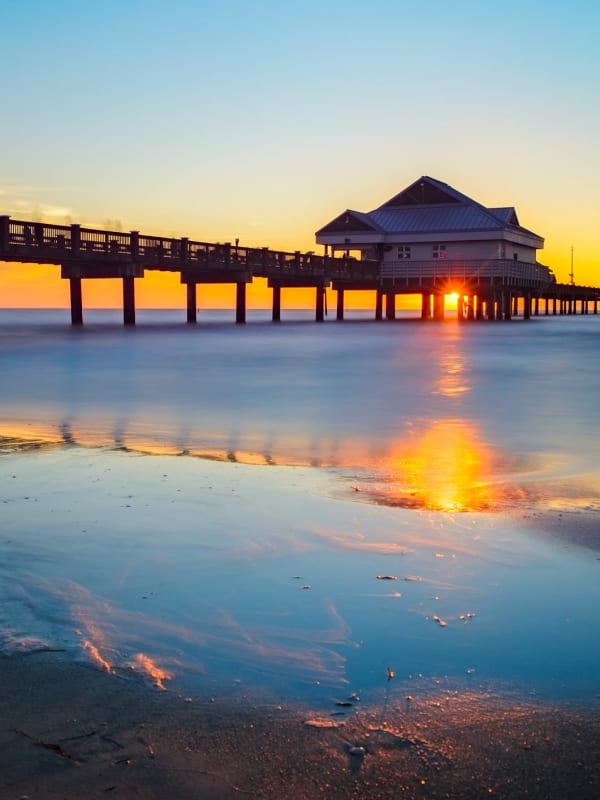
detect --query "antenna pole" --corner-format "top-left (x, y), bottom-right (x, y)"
top-left (569, 246), bottom-right (574, 285)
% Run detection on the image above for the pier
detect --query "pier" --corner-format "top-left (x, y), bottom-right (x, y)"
top-left (1, 216), bottom-right (598, 325)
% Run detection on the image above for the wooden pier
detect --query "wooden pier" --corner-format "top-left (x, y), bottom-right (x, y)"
top-left (1, 216), bottom-right (598, 325)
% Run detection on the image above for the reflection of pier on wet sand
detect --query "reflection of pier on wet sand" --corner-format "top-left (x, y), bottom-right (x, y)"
top-left (3, 417), bottom-right (597, 521)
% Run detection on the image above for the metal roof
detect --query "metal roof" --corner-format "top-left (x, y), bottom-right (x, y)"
top-left (316, 176), bottom-right (543, 243)
top-left (368, 204), bottom-right (505, 234)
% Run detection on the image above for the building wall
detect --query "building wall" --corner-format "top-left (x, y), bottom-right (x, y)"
top-left (376, 239), bottom-right (538, 264)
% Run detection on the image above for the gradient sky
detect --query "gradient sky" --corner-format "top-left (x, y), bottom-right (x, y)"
top-left (1, 0), bottom-right (599, 307)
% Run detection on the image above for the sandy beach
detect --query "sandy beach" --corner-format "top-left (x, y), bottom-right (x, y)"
top-left (1, 649), bottom-right (599, 800)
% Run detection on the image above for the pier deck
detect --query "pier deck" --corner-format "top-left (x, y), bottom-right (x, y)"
top-left (1, 216), bottom-right (598, 324)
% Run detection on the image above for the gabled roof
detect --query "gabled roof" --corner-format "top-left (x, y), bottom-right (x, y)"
top-left (316, 176), bottom-right (542, 242)
top-left (489, 207), bottom-right (520, 225)
top-left (316, 209), bottom-right (383, 236)
top-left (380, 176), bottom-right (470, 207)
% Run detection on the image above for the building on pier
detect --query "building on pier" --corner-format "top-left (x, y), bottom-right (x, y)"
top-left (316, 175), bottom-right (546, 272)
top-left (315, 175), bottom-right (554, 320)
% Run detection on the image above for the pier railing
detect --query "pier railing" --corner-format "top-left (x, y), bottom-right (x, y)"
top-left (380, 258), bottom-right (554, 289)
top-left (0, 217), bottom-right (566, 292)
top-left (0, 217), bottom-right (381, 279)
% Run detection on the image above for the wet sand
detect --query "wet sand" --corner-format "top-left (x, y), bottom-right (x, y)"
top-left (1, 651), bottom-right (599, 800)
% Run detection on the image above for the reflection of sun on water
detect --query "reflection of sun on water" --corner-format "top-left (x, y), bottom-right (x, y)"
top-left (379, 420), bottom-right (497, 512)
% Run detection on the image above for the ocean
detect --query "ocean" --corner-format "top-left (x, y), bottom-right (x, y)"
top-left (1, 308), bottom-right (599, 708)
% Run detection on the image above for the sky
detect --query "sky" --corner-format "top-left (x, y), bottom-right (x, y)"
top-left (1, 0), bottom-right (599, 308)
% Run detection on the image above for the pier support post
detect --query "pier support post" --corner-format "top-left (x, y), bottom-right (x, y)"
top-left (421, 292), bottom-right (431, 320)
top-left (123, 277), bottom-right (136, 326)
top-left (336, 288), bottom-right (344, 321)
top-left (236, 282), bottom-right (246, 324)
top-left (467, 296), bottom-right (475, 320)
top-left (533, 296), bottom-right (539, 316)
top-left (487, 293), bottom-right (496, 320)
top-left (69, 278), bottom-right (83, 326)
top-left (476, 296), bottom-right (485, 320)
top-left (385, 292), bottom-right (396, 320)
top-left (457, 296), bottom-right (465, 321)
top-left (186, 283), bottom-right (197, 323)
top-left (315, 286), bottom-right (325, 322)
top-left (272, 286), bottom-right (281, 322)
top-left (375, 290), bottom-right (383, 320)
top-left (0, 216), bottom-right (9, 250)
top-left (503, 290), bottom-right (512, 320)
top-left (433, 293), bottom-right (444, 321)
top-left (523, 292), bottom-right (531, 320)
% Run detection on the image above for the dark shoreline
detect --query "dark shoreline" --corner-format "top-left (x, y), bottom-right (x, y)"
top-left (2, 651), bottom-right (599, 799)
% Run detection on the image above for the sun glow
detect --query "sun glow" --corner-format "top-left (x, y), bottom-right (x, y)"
top-left (391, 420), bottom-right (494, 511)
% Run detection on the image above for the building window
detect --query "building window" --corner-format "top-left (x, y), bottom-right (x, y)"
top-left (433, 244), bottom-right (446, 259)
top-left (397, 246), bottom-right (411, 259)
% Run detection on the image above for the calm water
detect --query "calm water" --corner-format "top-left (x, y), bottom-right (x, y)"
top-left (1, 309), bottom-right (599, 707)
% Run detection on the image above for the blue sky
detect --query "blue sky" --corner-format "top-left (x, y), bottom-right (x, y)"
top-left (1, 0), bottom-right (599, 288)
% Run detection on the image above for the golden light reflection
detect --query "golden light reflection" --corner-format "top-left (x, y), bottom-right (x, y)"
top-left (83, 640), bottom-right (112, 672)
top-left (433, 324), bottom-right (470, 398)
top-left (131, 653), bottom-right (172, 690)
top-left (380, 419), bottom-right (497, 512)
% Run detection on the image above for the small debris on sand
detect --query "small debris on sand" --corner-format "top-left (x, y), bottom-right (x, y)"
top-left (348, 746), bottom-right (366, 757)
top-left (304, 718), bottom-right (342, 729)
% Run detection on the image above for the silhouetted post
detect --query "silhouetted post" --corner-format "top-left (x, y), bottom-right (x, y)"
top-left (70, 224), bottom-right (81, 255)
top-left (123, 276), bottom-right (136, 325)
top-left (420, 292), bottom-right (430, 319)
top-left (130, 230), bottom-right (139, 260)
top-left (70, 278), bottom-right (83, 325)
top-left (457, 295), bottom-right (465, 321)
top-left (503, 290), bottom-right (512, 320)
top-left (186, 283), bottom-right (197, 323)
top-left (236, 281), bottom-right (246, 323)
top-left (553, 297), bottom-right (557, 315)
top-left (316, 286), bottom-right (324, 321)
top-left (496, 291), bottom-right (504, 320)
top-left (533, 296), bottom-right (539, 316)
top-left (386, 292), bottom-right (396, 320)
top-left (487, 293), bottom-right (496, 320)
top-left (336, 288), bottom-right (344, 320)
top-left (476, 295), bottom-right (485, 320)
top-left (433, 293), bottom-right (444, 321)
top-left (512, 295), bottom-right (519, 316)
top-left (180, 237), bottom-right (189, 265)
top-left (272, 285), bottom-right (281, 321)
top-left (375, 290), bottom-right (383, 320)
top-left (594, 299), bottom-right (598, 314)
top-left (0, 216), bottom-right (9, 250)
top-left (523, 292), bottom-right (531, 320)
top-left (467, 295), bottom-right (475, 320)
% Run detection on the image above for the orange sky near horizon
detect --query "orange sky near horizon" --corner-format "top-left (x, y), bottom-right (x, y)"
top-left (0, 262), bottom-right (417, 311)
